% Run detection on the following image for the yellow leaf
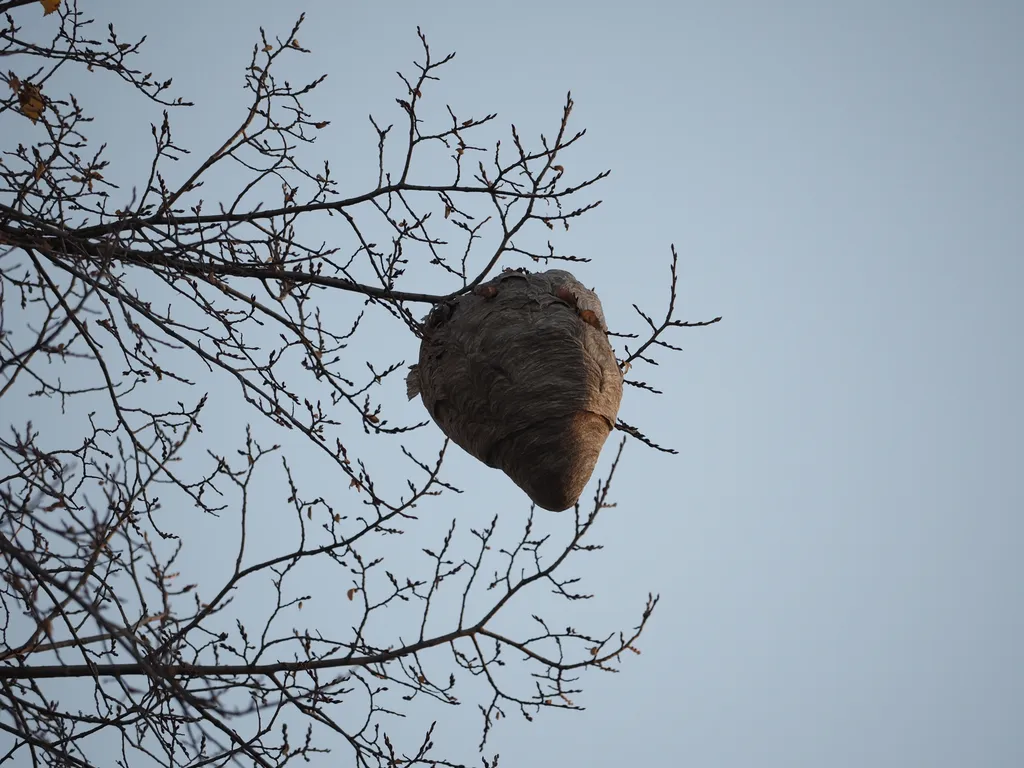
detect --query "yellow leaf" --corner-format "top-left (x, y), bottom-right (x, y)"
top-left (290, 38), bottom-right (301, 48)
top-left (263, 43), bottom-right (273, 52)
top-left (18, 83), bottom-right (44, 123)
top-left (33, 161), bottom-right (47, 181)
top-left (39, 0), bottom-right (60, 15)
top-left (6, 74), bottom-right (20, 93)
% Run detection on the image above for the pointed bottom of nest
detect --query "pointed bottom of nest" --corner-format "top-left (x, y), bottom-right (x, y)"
top-left (497, 412), bottom-right (612, 511)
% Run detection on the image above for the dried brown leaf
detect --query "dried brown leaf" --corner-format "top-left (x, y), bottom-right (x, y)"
top-left (18, 83), bottom-right (44, 123)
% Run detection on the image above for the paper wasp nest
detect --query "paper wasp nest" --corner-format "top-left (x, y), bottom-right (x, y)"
top-left (406, 269), bottom-right (623, 511)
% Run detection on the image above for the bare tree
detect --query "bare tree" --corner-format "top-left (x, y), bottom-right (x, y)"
top-left (0, 2), bottom-right (719, 766)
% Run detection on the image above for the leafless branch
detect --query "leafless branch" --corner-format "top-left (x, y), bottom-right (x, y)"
top-left (0, 5), bottom-right (715, 766)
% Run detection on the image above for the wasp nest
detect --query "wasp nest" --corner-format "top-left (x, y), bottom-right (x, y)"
top-left (407, 269), bottom-right (623, 511)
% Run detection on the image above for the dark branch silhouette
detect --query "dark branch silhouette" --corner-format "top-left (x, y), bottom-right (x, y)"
top-left (1, 4), bottom-right (717, 766)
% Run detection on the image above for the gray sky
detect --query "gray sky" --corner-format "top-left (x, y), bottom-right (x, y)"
top-left (7, 1), bottom-right (1024, 766)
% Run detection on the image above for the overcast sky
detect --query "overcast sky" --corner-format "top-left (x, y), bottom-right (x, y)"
top-left (8, 1), bottom-right (1024, 766)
